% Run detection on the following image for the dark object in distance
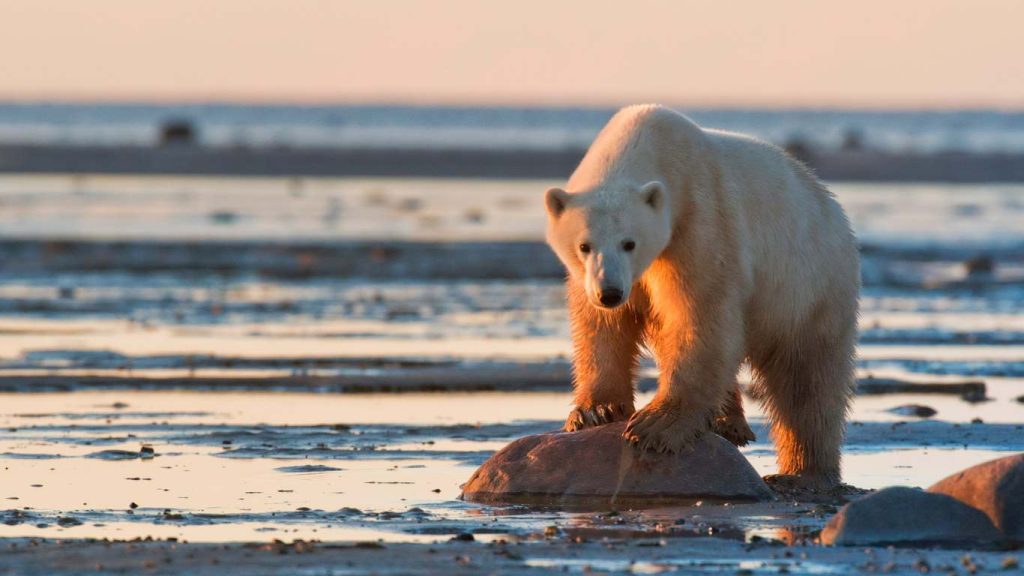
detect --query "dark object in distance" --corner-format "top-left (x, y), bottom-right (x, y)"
top-left (783, 135), bottom-right (815, 164)
top-left (964, 255), bottom-right (995, 277)
top-left (159, 120), bottom-right (196, 146)
top-left (856, 376), bottom-right (986, 402)
top-left (841, 128), bottom-right (864, 151)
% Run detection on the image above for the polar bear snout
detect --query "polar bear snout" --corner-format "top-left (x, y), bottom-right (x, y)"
top-left (598, 287), bottom-right (624, 307)
top-left (585, 253), bottom-right (632, 309)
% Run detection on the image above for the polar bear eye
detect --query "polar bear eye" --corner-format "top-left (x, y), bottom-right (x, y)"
top-left (622, 240), bottom-right (636, 252)
top-left (578, 243), bottom-right (592, 254)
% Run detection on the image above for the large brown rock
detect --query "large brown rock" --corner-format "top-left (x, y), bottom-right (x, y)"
top-left (928, 453), bottom-right (1024, 540)
top-left (460, 422), bottom-right (773, 507)
top-left (821, 486), bottom-right (1002, 546)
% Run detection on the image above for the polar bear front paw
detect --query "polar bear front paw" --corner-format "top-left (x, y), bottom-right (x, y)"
top-left (564, 403), bottom-right (634, 432)
top-left (623, 401), bottom-right (709, 453)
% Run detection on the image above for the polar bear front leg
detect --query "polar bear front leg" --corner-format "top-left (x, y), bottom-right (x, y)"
top-left (624, 289), bottom-right (744, 453)
top-left (563, 282), bottom-right (645, 432)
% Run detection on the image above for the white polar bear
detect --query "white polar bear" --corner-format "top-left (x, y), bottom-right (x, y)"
top-left (544, 104), bottom-right (860, 488)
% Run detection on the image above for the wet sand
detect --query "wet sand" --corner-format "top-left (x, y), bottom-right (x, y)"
top-left (6, 536), bottom-right (1021, 575)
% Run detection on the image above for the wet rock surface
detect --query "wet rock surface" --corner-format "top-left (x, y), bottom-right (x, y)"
top-left (928, 453), bottom-right (1024, 540)
top-left (461, 422), bottom-right (774, 506)
top-left (821, 486), bottom-right (1002, 546)
top-left (887, 404), bottom-right (937, 418)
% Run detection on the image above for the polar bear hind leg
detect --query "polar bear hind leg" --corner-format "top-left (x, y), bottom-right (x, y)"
top-left (713, 385), bottom-right (756, 447)
top-left (752, 304), bottom-right (856, 489)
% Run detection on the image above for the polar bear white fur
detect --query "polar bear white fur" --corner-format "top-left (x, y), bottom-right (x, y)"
top-left (544, 104), bottom-right (859, 487)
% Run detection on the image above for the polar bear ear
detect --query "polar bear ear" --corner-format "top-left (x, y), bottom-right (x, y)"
top-left (545, 187), bottom-right (570, 218)
top-left (640, 181), bottom-right (664, 210)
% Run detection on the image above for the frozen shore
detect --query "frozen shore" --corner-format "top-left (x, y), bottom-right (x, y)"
top-left (3, 143), bottom-right (1024, 182)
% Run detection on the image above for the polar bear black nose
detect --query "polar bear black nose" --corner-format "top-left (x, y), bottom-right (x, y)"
top-left (599, 288), bottom-right (623, 307)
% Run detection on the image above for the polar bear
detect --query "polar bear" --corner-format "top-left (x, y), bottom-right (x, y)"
top-left (545, 104), bottom-right (859, 488)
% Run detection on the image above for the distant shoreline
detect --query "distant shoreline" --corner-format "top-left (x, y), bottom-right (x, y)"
top-left (2, 143), bottom-right (1024, 182)
top-left (2, 237), bottom-right (1020, 283)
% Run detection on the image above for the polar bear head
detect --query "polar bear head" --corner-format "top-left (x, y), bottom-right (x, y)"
top-left (545, 181), bottom-right (671, 309)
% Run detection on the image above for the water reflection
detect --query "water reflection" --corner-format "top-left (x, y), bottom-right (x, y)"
top-left (1, 390), bottom-right (1020, 543)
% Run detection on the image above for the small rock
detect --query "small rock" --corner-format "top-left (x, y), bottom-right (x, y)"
top-left (964, 255), bottom-right (995, 277)
top-left (460, 422), bottom-right (773, 506)
top-left (451, 532), bottom-right (474, 542)
top-left (274, 465), bottom-right (342, 474)
top-left (963, 388), bottom-right (988, 403)
top-left (887, 405), bottom-right (937, 418)
top-left (929, 453), bottom-right (1024, 540)
top-left (820, 486), bottom-right (1002, 546)
top-left (208, 211), bottom-right (239, 225)
top-left (396, 198), bottom-right (422, 212)
top-left (86, 450), bottom-right (141, 461)
top-left (1001, 556), bottom-right (1019, 570)
top-left (464, 208), bottom-right (486, 223)
top-left (404, 507), bottom-right (429, 518)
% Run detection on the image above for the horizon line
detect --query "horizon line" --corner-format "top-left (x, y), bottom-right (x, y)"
top-left (1, 94), bottom-right (1023, 113)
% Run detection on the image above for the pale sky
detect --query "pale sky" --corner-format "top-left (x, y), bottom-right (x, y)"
top-left (1, 0), bottom-right (1022, 108)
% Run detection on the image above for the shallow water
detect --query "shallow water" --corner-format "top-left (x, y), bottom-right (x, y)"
top-left (2, 175), bottom-right (1024, 246)
top-left (0, 388), bottom-right (1020, 543)
top-left (0, 175), bottom-right (1022, 548)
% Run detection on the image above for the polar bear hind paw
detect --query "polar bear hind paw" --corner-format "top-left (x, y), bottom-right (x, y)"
top-left (713, 413), bottom-right (756, 447)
